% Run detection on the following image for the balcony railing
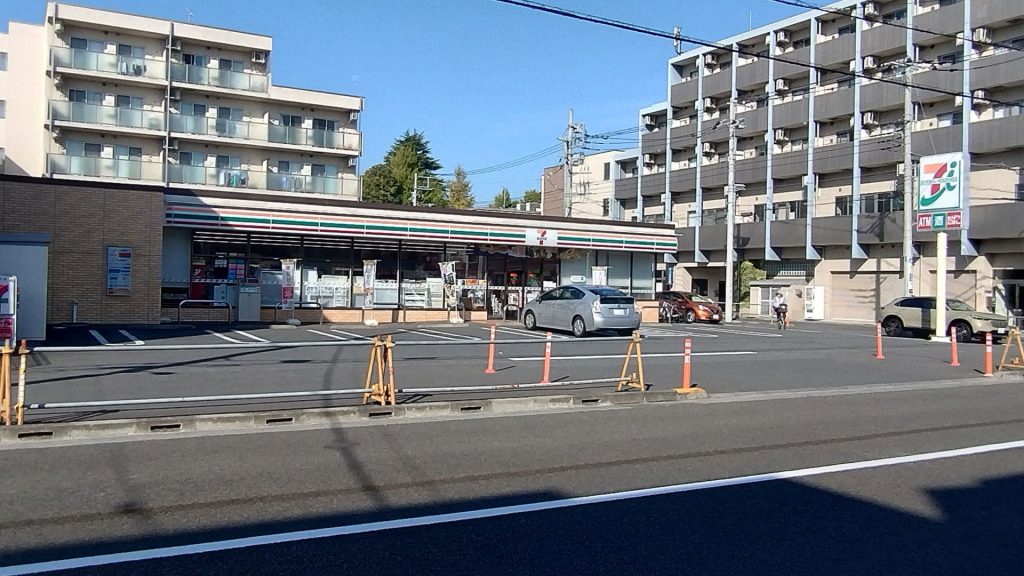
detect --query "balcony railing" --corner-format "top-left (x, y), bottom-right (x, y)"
top-left (169, 113), bottom-right (360, 152)
top-left (267, 172), bottom-right (360, 197)
top-left (48, 154), bottom-right (164, 181)
top-left (52, 47), bottom-right (166, 80)
top-left (170, 63), bottom-right (268, 93)
top-left (168, 165), bottom-right (263, 189)
top-left (51, 101), bottom-right (165, 131)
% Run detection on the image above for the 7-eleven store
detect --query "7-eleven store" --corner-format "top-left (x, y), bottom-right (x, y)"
top-left (163, 191), bottom-right (678, 324)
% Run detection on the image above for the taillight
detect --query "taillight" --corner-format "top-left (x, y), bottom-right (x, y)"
top-left (592, 300), bottom-right (602, 315)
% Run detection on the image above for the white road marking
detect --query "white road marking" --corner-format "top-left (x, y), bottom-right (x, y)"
top-left (490, 326), bottom-right (567, 339)
top-left (232, 330), bottom-right (269, 343)
top-left (412, 328), bottom-right (480, 341)
top-left (508, 351), bottom-right (757, 361)
top-left (330, 329), bottom-right (371, 340)
top-left (117, 330), bottom-right (144, 346)
top-left (307, 329), bottom-right (348, 341)
top-left (205, 330), bottom-right (245, 344)
top-left (686, 325), bottom-right (783, 338)
top-left (87, 330), bottom-right (109, 345)
top-left (6, 439), bottom-right (1021, 576)
top-left (640, 328), bottom-right (719, 338)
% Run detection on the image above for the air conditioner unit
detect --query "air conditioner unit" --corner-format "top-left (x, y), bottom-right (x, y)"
top-left (169, 88), bottom-right (182, 101)
top-left (169, 39), bottom-right (182, 51)
top-left (774, 128), bottom-right (790, 142)
top-left (849, 60), bottom-right (858, 72)
top-left (863, 56), bottom-right (879, 69)
top-left (862, 111), bottom-right (879, 125)
top-left (702, 142), bottom-right (715, 155)
top-left (973, 27), bottom-right (991, 43)
top-left (349, 111), bottom-right (359, 122)
top-left (705, 53), bottom-right (719, 67)
top-left (251, 51), bottom-right (267, 64)
top-left (167, 139), bottom-right (179, 150)
top-left (775, 78), bottom-right (790, 92)
top-left (972, 89), bottom-right (990, 107)
top-left (643, 153), bottom-right (655, 166)
top-left (863, 2), bottom-right (880, 18)
top-left (776, 30), bottom-right (791, 44)
top-left (702, 97), bottom-right (716, 109)
top-left (348, 157), bottom-right (358, 167)
top-left (53, 21), bottom-right (63, 34)
top-left (643, 115), bottom-right (655, 127)
top-left (53, 74), bottom-right (63, 87)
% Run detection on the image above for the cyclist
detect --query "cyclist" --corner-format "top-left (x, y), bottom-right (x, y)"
top-left (770, 291), bottom-right (789, 329)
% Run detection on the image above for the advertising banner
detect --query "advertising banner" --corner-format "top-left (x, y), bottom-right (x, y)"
top-left (106, 247), bottom-right (133, 296)
top-left (439, 262), bottom-right (457, 308)
top-left (0, 275), bottom-right (17, 341)
top-left (591, 266), bottom-right (608, 286)
top-left (363, 260), bottom-right (377, 309)
top-left (280, 259), bottom-right (297, 309)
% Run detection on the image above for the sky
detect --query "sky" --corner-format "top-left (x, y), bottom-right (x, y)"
top-left (1, 0), bottom-right (804, 203)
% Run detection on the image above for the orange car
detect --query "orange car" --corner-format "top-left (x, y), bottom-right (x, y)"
top-left (658, 291), bottom-right (723, 324)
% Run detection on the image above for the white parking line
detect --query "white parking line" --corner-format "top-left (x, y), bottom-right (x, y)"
top-left (205, 330), bottom-right (245, 344)
top-left (330, 329), bottom-right (371, 340)
top-left (490, 326), bottom-right (568, 339)
top-left (307, 329), bottom-right (348, 341)
top-left (508, 351), bottom-right (757, 361)
top-left (232, 330), bottom-right (269, 343)
top-left (686, 326), bottom-right (783, 338)
top-left (415, 328), bottom-right (480, 341)
top-left (87, 330), bottom-right (110, 345)
top-left (117, 330), bottom-right (145, 346)
top-left (640, 328), bottom-right (719, 338)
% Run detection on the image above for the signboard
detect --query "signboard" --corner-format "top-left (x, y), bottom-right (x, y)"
top-left (439, 262), bottom-right (457, 308)
top-left (106, 247), bottom-right (132, 296)
top-left (916, 153), bottom-right (964, 231)
top-left (362, 260), bottom-right (377, 309)
top-left (0, 317), bottom-right (12, 341)
top-left (0, 275), bottom-right (16, 341)
top-left (280, 259), bottom-right (297, 309)
top-left (591, 266), bottom-right (608, 286)
top-left (525, 228), bottom-right (559, 247)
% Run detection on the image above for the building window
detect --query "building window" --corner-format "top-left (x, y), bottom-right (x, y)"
top-left (116, 44), bottom-right (145, 59)
top-left (70, 37), bottom-right (105, 52)
top-left (702, 207), bottom-right (728, 225)
top-left (686, 210), bottom-right (699, 227)
top-left (312, 118), bottom-right (337, 131)
top-left (938, 0), bottom-right (960, 7)
top-left (1016, 183), bottom-right (1024, 201)
top-left (218, 58), bottom-right (243, 72)
top-left (0, 52), bottom-right (7, 71)
top-left (0, 148), bottom-right (5, 170)
top-left (836, 129), bottom-right (854, 143)
top-left (0, 100), bottom-right (6, 119)
top-left (179, 151), bottom-right (206, 166)
top-left (937, 111), bottom-right (963, 127)
top-left (838, 25), bottom-right (854, 36)
top-left (937, 52), bottom-right (963, 65)
top-left (835, 195), bottom-right (853, 216)
top-left (69, 89), bottom-right (103, 104)
top-left (881, 9), bottom-right (906, 23)
top-left (280, 114), bottom-right (303, 127)
top-left (114, 145), bottom-right (142, 160)
top-left (183, 53), bottom-right (208, 67)
top-left (66, 141), bottom-right (103, 157)
top-left (603, 162), bottom-right (611, 180)
top-left (278, 160), bottom-right (303, 174)
top-left (115, 95), bottom-right (143, 109)
top-left (602, 198), bottom-right (610, 216)
top-left (792, 37), bottom-right (811, 50)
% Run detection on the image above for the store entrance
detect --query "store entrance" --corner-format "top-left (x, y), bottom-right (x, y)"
top-left (485, 253), bottom-right (560, 321)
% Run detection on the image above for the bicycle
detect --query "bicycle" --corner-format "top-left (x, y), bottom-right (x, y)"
top-left (774, 303), bottom-right (789, 331)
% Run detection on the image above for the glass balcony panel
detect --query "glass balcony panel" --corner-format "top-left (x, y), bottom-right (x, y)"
top-left (170, 63), bottom-right (268, 92)
top-left (48, 154), bottom-right (161, 180)
top-left (52, 47), bottom-right (165, 79)
top-left (51, 101), bottom-right (164, 130)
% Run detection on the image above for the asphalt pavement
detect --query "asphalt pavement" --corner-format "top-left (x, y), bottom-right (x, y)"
top-left (1, 383), bottom-right (1022, 575)
top-left (19, 320), bottom-right (997, 422)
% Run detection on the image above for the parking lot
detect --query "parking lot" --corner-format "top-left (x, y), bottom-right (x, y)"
top-left (19, 319), bottom-right (996, 423)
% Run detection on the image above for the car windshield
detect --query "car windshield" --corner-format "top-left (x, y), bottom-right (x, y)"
top-left (947, 299), bottom-right (974, 312)
top-left (589, 288), bottom-right (627, 297)
top-left (691, 294), bottom-right (714, 304)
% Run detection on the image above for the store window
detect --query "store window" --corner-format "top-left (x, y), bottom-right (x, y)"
top-left (353, 242), bottom-right (400, 307)
top-left (631, 253), bottom-right (656, 300)
top-left (399, 242), bottom-right (446, 308)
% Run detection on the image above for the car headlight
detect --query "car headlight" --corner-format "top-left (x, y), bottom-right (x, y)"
top-left (698, 305), bottom-right (708, 312)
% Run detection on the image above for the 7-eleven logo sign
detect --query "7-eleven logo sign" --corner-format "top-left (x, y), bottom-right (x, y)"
top-left (918, 153), bottom-right (963, 211)
top-left (526, 228), bottom-right (559, 247)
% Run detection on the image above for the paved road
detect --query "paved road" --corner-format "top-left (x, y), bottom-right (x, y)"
top-left (1, 383), bottom-right (1022, 574)
top-left (21, 321), bottom-right (993, 422)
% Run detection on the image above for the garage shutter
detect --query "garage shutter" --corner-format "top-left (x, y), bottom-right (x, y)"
top-left (829, 272), bottom-right (902, 322)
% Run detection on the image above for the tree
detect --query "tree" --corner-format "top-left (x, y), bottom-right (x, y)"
top-left (522, 189), bottom-right (541, 204)
top-left (490, 187), bottom-right (514, 209)
top-left (384, 130), bottom-right (442, 174)
top-left (361, 164), bottom-right (402, 204)
top-left (447, 165), bottom-right (475, 209)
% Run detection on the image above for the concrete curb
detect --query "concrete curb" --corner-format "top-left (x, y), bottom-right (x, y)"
top-left (0, 388), bottom-right (708, 443)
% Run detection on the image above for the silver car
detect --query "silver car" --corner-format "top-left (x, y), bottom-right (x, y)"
top-left (522, 285), bottom-right (640, 337)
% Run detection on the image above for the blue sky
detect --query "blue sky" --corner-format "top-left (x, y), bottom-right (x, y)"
top-left (2, 0), bottom-right (803, 202)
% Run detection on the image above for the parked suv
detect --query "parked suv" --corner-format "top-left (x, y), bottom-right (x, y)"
top-left (878, 296), bottom-right (1010, 342)
top-left (658, 291), bottom-right (723, 324)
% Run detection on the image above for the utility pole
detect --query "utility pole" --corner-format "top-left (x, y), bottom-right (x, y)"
top-left (900, 58), bottom-right (916, 297)
top-left (559, 109), bottom-right (585, 217)
top-left (724, 96), bottom-right (738, 324)
top-left (412, 172), bottom-right (433, 207)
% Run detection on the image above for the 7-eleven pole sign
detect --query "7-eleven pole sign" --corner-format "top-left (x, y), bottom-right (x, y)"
top-left (916, 153), bottom-right (965, 231)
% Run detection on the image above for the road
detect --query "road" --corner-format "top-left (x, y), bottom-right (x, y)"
top-left (1, 383), bottom-right (1023, 574)
top-left (22, 320), bottom-right (995, 422)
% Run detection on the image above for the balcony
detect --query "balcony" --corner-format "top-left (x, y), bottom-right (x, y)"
top-left (641, 131), bottom-right (666, 154)
top-left (974, 0), bottom-right (1021, 28)
top-left (735, 156), bottom-right (767, 184)
top-left (911, 124), bottom-right (961, 156)
top-left (911, 69), bottom-right (963, 104)
top-left (735, 59), bottom-right (768, 90)
top-left (50, 101), bottom-right (165, 133)
top-left (914, 4), bottom-right (963, 45)
top-left (862, 23), bottom-right (906, 55)
top-left (671, 79), bottom-right (699, 107)
top-left (669, 167), bottom-right (696, 192)
top-left (775, 46), bottom-right (811, 78)
top-left (773, 97), bottom-right (808, 128)
top-left (169, 114), bottom-right (362, 153)
top-left (816, 34), bottom-right (854, 67)
top-left (170, 63), bottom-right (268, 93)
top-left (48, 154), bottom-right (163, 181)
top-left (814, 87), bottom-right (854, 121)
top-left (614, 176), bottom-right (637, 200)
top-left (972, 51), bottom-right (1024, 91)
top-left (970, 114), bottom-right (1024, 155)
top-left (266, 172), bottom-right (360, 197)
top-left (169, 165), bottom-right (262, 189)
top-left (773, 149), bottom-right (807, 179)
top-left (860, 80), bottom-right (904, 111)
top-left (640, 172), bottom-right (665, 197)
top-left (52, 47), bottom-right (166, 83)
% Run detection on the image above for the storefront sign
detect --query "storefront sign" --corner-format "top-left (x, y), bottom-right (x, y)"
top-left (281, 259), bottom-right (297, 309)
top-left (0, 317), bottom-right (13, 341)
top-left (106, 247), bottom-right (132, 296)
top-left (525, 228), bottom-right (559, 247)
top-left (0, 275), bottom-right (17, 341)
top-left (363, 260), bottom-right (377, 309)
top-left (916, 153), bottom-right (965, 231)
top-left (591, 267), bottom-right (608, 286)
top-left (439, 262), bottom-right (457, 308)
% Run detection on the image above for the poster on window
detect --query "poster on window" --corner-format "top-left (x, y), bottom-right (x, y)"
top-left (106, 247), bottom-right (133, 296)
top-left (363, 260), bottom-right (378, 309)
top-left (439, 261), bottom-right (457, 308)
top-left (591, 266), bottom-right (608, 286)
top-left (281, 259), bottom-right (297, 309)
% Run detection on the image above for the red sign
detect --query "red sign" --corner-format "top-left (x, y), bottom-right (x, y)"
top-left (282, 286), bottom-right (294, 301)
top-left (946, 210), bottom-right (962, 228)
top-left (916, 213), bottom-right (933, 230)
top-left (0, 317), bottom-right (13, 340)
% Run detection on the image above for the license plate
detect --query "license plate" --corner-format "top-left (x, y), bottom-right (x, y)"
top-left (712, 314), bottom-right (720, 320)
top-left (997, 328), bottom-right (1007, 334)
top-left (612, 309), bottom-right (626, 316)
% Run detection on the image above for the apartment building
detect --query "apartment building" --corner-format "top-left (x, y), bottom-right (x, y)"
top-left (612, 0), bottom-right (1024, 322)
top-left (540, 150), bottom-right (620, 219)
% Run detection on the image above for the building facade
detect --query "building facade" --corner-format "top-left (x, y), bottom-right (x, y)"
top-left (541, 150), bottom-right (620, 220)
top-left (612, 0), bottom-right (1024, 322)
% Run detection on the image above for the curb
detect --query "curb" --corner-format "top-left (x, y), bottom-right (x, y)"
top-left (0, 388), bottom-right (709, 444)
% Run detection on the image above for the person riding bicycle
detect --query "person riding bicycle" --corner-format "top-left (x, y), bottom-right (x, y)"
top-left (770, 292), bottom-right (789, 326)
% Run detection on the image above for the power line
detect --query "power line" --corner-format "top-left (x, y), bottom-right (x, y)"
top-left (493, 0), bottom-right (1014, 106)
top-left (770, 0), bottom-right (1024, 55)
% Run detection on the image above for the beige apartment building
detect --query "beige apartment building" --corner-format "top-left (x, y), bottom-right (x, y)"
top-left (540, 150), bottom-right (620, 219)
top-left (610, 0), bottom-right (1024, 323)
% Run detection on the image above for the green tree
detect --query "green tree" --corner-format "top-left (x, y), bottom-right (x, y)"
top-left (736, 260), bottom-right (766, 306)
top-left (361, 163), bottom-right (402, 204)
top-left (522, 189), bottom-right (541, 204)
top-left (490, 187), bottom-right (514, 209)
top-left (447, 165), bottom-right (475, 209)
top-left (383, 130), bottom-right (442, 174)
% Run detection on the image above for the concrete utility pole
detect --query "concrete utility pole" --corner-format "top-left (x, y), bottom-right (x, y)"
top-left (560, 109), bottom-right (585, 217)
top-left (412, 172), bottom-right (433, 207)
top-left (723, 99), bottom-right (744, 324)
top-left (899, 58), bottom-right (918, 297)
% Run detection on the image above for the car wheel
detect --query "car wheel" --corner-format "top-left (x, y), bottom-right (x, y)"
top-left (881, 316), bottom-right (903, 337)
top-left (571, 315), bottom-right (587, 338)
top-left (523, 311), bottom-right (536, 331)
top-left (951, 321), bottom-right (973, 343)
top-left (684, 309), bottom-right (696, 324)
